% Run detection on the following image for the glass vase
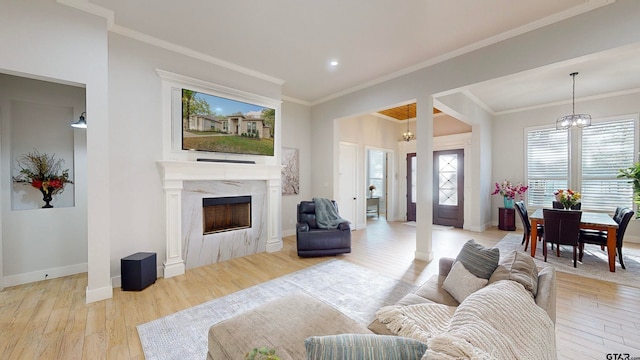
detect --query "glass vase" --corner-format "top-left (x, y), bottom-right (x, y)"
top-left (503, 196), bottom-right (514, 209)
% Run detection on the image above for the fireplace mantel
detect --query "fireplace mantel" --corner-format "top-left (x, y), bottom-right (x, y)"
top-left (157, 160), bottom-right (283, 278)
top-left (158, 160), bottom-right (282, 183)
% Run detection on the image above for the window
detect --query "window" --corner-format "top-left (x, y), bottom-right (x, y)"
top-left (526, 117), bottom-right (637, 212)
top-left (367, 149), bottom-right (386, 199)
top-left (526, 128), bottom-right (568, 207)
top-left (247, 121), bottom-right (257, 134)
top-left (581, 119), bottom-right (635, 210)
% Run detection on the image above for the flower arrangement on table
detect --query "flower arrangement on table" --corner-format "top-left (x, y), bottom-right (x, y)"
top-left (491, 180), bottom-right (528, 208)
top-left (13, 150), bottom-right (73, 208)
top-left (554, 189), bottom-right (581, 210)
top-left (368, 184), bottom-right (376, 198)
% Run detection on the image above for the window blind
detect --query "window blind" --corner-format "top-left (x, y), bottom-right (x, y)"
top-left (581, 119), bottom-right (635, 211)
top-left (526, 128), bottom-right (568, 207)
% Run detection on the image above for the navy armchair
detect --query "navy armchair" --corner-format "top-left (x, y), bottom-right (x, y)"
top-left (296, 200), bottom-right (351, 257)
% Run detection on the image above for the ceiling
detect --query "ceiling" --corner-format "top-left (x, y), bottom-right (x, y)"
top-left (73, 0), bottom-right (640, 112)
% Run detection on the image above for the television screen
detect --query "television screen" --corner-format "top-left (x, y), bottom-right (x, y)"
top-left (181, 89), bottom-right (275, 156)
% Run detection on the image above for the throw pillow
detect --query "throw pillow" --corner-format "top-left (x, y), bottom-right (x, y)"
top-left (488, 250), bottom-right (539, 297)
top-left (304, 334), bottom-right (427, 360)
top-left (455, 239), bottom-right (500, 279)
top-left (442, 261), bottom-right (488, 303)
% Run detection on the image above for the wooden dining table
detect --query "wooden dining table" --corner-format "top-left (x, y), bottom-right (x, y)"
top-left (529, 208), bottom-right (619, 272)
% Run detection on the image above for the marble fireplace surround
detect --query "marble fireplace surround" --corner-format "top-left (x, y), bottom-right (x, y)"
top-left (157, 160), bottom-right (282, 278)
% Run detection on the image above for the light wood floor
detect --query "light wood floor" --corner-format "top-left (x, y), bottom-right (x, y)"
top-left (1, 217), bottom-right (639, 359)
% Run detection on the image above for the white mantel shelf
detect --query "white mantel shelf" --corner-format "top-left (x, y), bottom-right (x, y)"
top-left (156, 160), bottom-right (283, 279)
top-left (157, 160), bottom-right (282, 184)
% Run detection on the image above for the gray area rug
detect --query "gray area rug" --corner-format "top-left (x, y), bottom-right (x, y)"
top-left (137, 259), bottom-right (416, 360)
top-left (496, 233), bottom-right (640, 288)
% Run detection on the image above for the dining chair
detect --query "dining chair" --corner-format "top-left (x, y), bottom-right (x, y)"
top-left (579, 207), bottom-right (634, 269)
top-left (542, 208), bottom-right (582, 267)
top-left (513, 201), bottom-right (543, 251)
top-left (552, 201), bottom-right (581, 210)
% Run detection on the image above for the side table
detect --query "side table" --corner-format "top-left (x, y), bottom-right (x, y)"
top-left (498, 207), bottom-right (516, 231)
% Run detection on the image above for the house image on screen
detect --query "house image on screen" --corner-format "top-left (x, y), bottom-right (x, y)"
top-left (187, 114), bottom-right (272, 139)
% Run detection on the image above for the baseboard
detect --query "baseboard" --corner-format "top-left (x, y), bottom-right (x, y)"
top-left (282, 229), bottom-right (295, 237)
top-left (3, 262), bottom-right (88, 287)
top-left (415, 250), bottom-right (433, 262)
top-left (85, 284), bottom-right (113, 303)
top-left (266, 238), bottom-right (283, 252)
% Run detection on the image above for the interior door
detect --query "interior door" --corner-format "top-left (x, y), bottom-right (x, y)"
top-left (433, 149), bottom-right (464, 228)
top-left (338, 143), bottom-right (358, 227)
top-left (406, 153), bottom-right (417, 221)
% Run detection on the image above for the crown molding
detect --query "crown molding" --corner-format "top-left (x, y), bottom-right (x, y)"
top-left (311, 0), bottom-right (615, 106)
top-left (57, 0), bottom-right (284, 87)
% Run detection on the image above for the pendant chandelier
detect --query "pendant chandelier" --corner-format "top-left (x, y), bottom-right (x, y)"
top-left (402, 104), bottom-right (414, 142)
top-left (556, 72), bottom-right (591, 130)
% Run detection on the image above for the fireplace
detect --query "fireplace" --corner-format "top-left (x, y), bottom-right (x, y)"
top-left (157, 160), bottom-right (282, 278)
top-left (203, 196), bottom-right (251, 234)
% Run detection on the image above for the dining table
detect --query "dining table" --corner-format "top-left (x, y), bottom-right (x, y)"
top-left (529, 208), bottom-right (619, 272)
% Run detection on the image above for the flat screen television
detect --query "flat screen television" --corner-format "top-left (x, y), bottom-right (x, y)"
top-left (181, 88), bottom-right (275, 156)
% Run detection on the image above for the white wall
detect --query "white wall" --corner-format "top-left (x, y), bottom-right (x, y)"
top-left (0, 74), bottom-right (88, 285)
top-left (492, 91), bottom-right (640, 243)
top-left (280, 100), bottom-right (312, 237)
top-left (310, 0), bottom-right (640, 256)
top-left (0, 1), bottom-right (110, 301)
top-left (107, 33), bottom-right (283, 279)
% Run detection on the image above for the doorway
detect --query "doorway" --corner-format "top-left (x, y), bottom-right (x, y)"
top-left (366, 149), bottom-right (388, 219)
top-left (433, 149), bottom-right (464, 228)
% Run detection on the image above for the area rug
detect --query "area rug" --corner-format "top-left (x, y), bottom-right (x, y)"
top-left (136, 259), bottom-right (416, 360)
top-left (495, 233), bottom-right (640, 288)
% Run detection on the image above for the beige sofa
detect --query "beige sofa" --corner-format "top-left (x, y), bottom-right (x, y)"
top-left (208, 252), bottom-right (557, 359)
top-left (368, 255), bottom-right (556, 335)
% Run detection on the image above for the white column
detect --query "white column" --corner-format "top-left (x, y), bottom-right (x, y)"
top-left (415, 94), bottom-right (434, 262)
top-left (162, 179), bottom-right (186, 278)
top-left (266, 178), bottom-right (283, 252)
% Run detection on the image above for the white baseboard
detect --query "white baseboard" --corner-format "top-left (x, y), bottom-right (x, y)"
top-left (85, 284), bottom-right (113, 303)
top-left (3, 262), bottom-right (88, 287)
top-left (415, 250), bottom-right (433, 262)
top-left (266, 239), bottom-right (283, 252)
top-left (282, 229), bottom-right (295, 237)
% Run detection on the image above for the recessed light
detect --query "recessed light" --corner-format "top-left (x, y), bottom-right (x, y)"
top-left (329, 60), bottom-right (339, 67)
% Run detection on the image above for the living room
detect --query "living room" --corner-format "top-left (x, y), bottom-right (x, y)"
top-left (2, 1), bottom-right (640, 358)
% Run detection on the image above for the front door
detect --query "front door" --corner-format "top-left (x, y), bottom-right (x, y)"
top-left (433, 149), bottom-right (464, 228)
top-left (406, 153), bottom-right (416, 221)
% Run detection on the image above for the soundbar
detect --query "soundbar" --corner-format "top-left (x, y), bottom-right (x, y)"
top-left (196, 158), bottom-right (256, 164)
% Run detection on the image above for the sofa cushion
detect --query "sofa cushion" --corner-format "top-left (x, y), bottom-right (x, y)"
top-left (489, 250), bottom-right (539, 297)
top-left (442, 261), bottom-right (488, 303)
top-left (304, 334), bottom-right (427, 360)
top-left (455, 239), bottom-right (500, 279)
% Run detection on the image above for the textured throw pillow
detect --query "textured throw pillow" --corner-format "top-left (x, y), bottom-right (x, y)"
top-left (489, 250), bottom-right (539, 297)
top-left (304, 334), bottom-right (427, 360)
top-left (442, 261), bottom-right (488, 303)
top-left (455, 239), bottom-right (500, 279)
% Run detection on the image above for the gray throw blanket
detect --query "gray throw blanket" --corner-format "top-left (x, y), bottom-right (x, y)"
top-left (313, 197), bottom-right (349, 229)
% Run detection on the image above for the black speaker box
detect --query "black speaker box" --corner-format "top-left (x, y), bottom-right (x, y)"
top-left (121, 252), bottom-right (157, 291)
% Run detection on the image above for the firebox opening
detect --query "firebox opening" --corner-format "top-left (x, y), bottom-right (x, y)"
top-left (203, 196), bottom-right (251, 235)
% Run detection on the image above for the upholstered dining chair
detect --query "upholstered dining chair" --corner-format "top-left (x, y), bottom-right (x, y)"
top-left (514, 201), bottom-right (543, 251)
top-left (552, 201), bottom-right (581, 210)
top-left (579, 207), bottom-right (634, 269)
top-left (542, 208), bottom-right (582, 267)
